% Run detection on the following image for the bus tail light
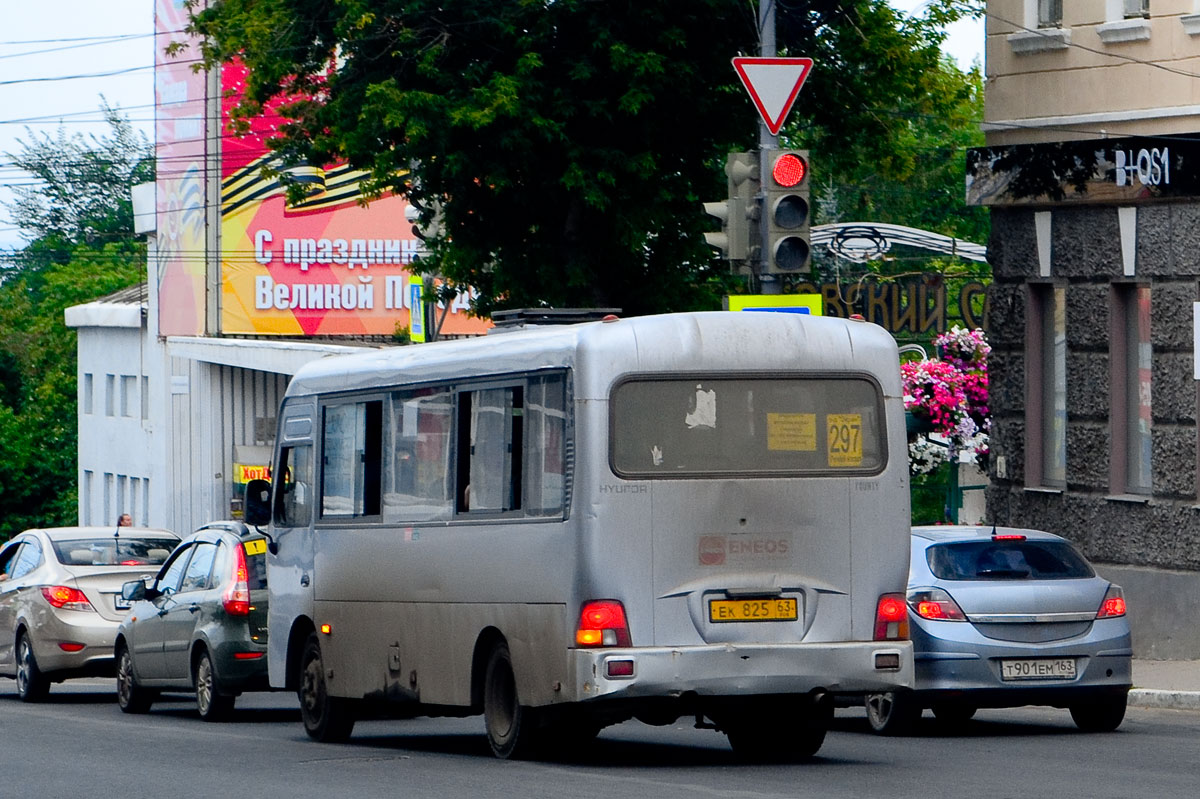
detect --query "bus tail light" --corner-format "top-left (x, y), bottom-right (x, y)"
top-left (42, 586), bottom-right (94, 612)
top-left (575, 600), bottom-right (632, 647)
top-left (222, 543), bottom-right (251, 617)
top-left (874, 593), bottom-right (909, 640)
top-left (1096, 585), bottom-right (1127, 618)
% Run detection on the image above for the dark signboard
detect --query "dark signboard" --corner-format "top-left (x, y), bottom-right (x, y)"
top-left (791, 280), bottom-right (988, 335)
top-left (966, 133), bottom-right (1200, 207)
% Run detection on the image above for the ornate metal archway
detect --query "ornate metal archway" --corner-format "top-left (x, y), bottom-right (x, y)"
top-left (811, 222), bottom-right (987, 264)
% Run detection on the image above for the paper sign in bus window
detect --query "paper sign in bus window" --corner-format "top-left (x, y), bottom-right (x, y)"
top-left (767, 413), bottom-right (817, 451)
top-left (685, 385), bottom-right (717, 429)
top-left (826, 414), bottom-right (863, 467)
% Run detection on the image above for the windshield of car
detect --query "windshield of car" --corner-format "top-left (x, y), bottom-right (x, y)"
top-left (51, 537), bottom-right (178, 567)
top-left (925, 540), bottom-right (1095, 580)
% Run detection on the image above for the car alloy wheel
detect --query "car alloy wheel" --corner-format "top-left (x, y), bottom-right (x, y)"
top-left (194, 649), bottom-right (235, 721)
top-left (116, 645), bottom-right (156, 713)
top-left (865, 691), bottom-right (920, 735)
top-left (15, 634), bottom-right (49, 702)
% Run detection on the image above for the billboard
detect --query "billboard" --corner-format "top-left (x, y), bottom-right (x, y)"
top-left (219, 62), bottom-right (488, 336)
top-left (155, 0), bottom-right (209, 337)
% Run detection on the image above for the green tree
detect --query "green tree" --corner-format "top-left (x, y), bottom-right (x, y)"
top-left (0, 108), bottom-right (150, 540)
top-left (184, 0), bottom-right (982, 317)
top-left (3, 101), bottom-right (154, 248)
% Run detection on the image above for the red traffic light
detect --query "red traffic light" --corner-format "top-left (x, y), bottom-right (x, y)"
top-left (771, 153), bottom-right (807, 188)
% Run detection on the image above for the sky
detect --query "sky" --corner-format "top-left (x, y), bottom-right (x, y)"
top-left (0, 1), bottom-right (984, 253)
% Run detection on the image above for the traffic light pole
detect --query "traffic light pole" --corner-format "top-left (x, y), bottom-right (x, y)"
top-left (757, 0), bottom-right (779, 294)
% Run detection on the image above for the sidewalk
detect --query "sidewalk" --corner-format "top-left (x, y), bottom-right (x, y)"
top-left (1130, 659), bottom-right (1200, 710)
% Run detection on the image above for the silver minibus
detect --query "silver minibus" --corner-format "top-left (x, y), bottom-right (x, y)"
top-left (244, 310), bottom-right (914, 760)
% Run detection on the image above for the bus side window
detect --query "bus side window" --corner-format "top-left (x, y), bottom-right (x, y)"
top-left (458, 386), bottom-right (522, 513)
top-left (321, 400), bottom-right (382, 518)
top-left (276, 444), bottom-right (314, 528)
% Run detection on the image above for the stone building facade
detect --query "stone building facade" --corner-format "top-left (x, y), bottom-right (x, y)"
top-left (975, 2), bottom-right (1200, 657)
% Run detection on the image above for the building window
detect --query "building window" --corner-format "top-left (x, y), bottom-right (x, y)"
top-left (105, 374), bottom-right (115, 417)
top-left (1038, 0), bottom-right (1063, 28)
top-left (1112, 285), bottom-right (1152, 495)
top-left (120, 375), bottom-right (136, 417)
top-left (141, 376), bottom-right (150, 421)
top-left (83, 470), bottom-right (94, 525)
top-left (1124, 0), bottom-right (1149, 19)
top-left (1026, 284), bottom-right (1067, 489)
top-left (83, 374), bottom-right (94, 415)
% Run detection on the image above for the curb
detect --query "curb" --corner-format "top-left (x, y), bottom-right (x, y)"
top-left (1128, 688), bottom-right (1200, 711)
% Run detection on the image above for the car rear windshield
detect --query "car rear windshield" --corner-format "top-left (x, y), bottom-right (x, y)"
top-left (52, 537), bottom-right (178, 567)
top-left (611, 376), bottom-right (886, 477)
top-left (925, 540), bottom-right (1095, 580)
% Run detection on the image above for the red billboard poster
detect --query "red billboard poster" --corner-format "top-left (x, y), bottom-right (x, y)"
top-left (219, 61), bottom-right (488, 336)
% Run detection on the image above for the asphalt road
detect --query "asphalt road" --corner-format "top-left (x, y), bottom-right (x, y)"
top-left (2, 678), bottom-right (1196, 799)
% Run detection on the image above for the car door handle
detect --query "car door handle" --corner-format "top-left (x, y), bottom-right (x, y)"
top-left (157, 608), bottom-right (168, 617)
top-left (188, 604), bottom-right (200, 614)
top-left (300, 573), bottom-right (310, 587)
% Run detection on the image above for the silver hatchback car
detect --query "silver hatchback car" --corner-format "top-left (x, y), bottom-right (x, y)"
top-left (865, 525), bottom-right (1132, 734)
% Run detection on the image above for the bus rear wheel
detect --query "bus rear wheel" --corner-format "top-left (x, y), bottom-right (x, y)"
top-left (483, 642), bottom-right (540, 759)
top-left (722, 696), bottom-right (831, 762)
top-left (299, 632), bottom-right (357, 742)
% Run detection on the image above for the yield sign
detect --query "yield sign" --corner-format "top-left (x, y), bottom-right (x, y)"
top-left (732, 57), bottom-right (813, 136)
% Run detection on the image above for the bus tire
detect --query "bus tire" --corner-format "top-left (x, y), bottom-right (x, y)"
top-left (483, 642), bottom-right (540, 759)
top-left (299, 633), bottom-right (356, 742)
top-left (724, 696), bottom-right (830, 762)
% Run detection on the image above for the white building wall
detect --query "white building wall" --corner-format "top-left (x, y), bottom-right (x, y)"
top-left (73, 316), bottom-right (158, 528)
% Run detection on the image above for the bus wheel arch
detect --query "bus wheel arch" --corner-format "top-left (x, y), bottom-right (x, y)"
top-left (286, 618), bottom-right (316, 692)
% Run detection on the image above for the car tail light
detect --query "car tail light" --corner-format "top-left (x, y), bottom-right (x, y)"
top-left (575, 600), bottom-right (632, 647)
top-left (874, 593), bottom-right (909, 640)
top-left (907, 588), bottom-right (968, 621)
top-left (1096, 585), bottom-right (1127, 618)
top-left (992, 534), bottom-right (1027, 541)
top-left (42, 586), bottom-right (94, 612)
top-left (222, 543), bottom-right (251, 616)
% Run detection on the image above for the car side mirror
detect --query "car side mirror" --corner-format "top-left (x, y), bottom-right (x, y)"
top-left (121, 579), bottom-right (149, 602)
top-left (244, 478), bottom-right (272, 526)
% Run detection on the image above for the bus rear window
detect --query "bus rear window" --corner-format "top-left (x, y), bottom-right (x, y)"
top-left (610, 377), bottom-right (886, 477)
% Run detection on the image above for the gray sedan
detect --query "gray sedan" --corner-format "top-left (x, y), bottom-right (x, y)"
top-left (864, 525), bottom-right (1132, 734)
top-left (0, 526), bottom-right (180, 701)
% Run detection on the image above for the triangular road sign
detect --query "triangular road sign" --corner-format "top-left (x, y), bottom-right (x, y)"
top-left (732, 57), bottom-right (813, 136)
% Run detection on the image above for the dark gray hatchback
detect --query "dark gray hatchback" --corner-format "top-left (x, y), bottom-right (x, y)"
top-left (114, 521), bottom-right (270, 720)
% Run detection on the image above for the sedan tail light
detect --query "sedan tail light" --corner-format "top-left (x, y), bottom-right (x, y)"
top-left (42, 586), bottom-right (94, 612)
top-left (575, 600), bottom-right (632, 647)
top-left (874, 593), bottom-right (909, 640)
top-left (908, 588), bottom-right (968, 621)
top-left (222, 543), bottom-right (251, 616)
top-left (1096, 585), bottom-right (1127, 619)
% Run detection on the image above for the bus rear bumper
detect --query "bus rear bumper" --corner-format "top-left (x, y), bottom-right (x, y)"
top-left (569, 640), bottom-right (913, 702)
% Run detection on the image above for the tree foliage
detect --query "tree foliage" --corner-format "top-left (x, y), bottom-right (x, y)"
top-left (185, 0), bottom-right (984, 316)
top-left (3, 101), bottom-right (154, 247)
top-left (0, 110), bottom-right (149, 540)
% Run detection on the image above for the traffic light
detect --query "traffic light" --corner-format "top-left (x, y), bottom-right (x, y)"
top-left (703, 151), bottom-right (760, 263)
top-left (764, 149), bottom-right (811, 273)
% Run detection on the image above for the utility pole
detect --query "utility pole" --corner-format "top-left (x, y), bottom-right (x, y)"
top-left (757, 0), bottom-right (779, 294)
